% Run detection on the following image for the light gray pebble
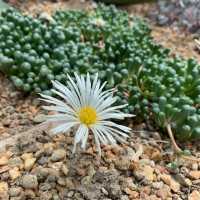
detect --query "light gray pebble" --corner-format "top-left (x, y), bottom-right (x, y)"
top-left (51, 149), bottom-right (66, 162)
top-left (21, 175), bottom-right (38, 189)
top-left (9, 187), bottom-right (22, 197)
top-left (39, 182), bottom-right (52, 191)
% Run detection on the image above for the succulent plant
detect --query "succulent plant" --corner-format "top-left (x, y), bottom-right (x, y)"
top-left (0, 5), bottom-right (199, 146)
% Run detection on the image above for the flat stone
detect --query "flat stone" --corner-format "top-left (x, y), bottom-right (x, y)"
top-left (24, 158), bottom-right (36, 171)
top-left (152, 181), bottom-right (164, 189)
top-left (9, 167), bottom-right (21, 180)
top-left (48, 162), bottom-right (63, 172)
top-left (160, 174), bottom-right (180, 192)
top-left (189, 190), bottom-right (200, 200)
top-left (114, 157), bottom-right (131, 170)
top-left (61, 164), bottom-right (69, 176)
top-left (37, 156), bottom-right (49, 165)
top-left (142, 165), bottom-right (154, 181)
top-left (21, 153), bottom-right (33, 161)
top-left (8, 157), bottom-right (23, 168)
top-left (57, 177), bottom-right (66, 186)
top-left (122, 177), bottom-right (137, 191)
top-left (124, 188), bottom-right (139, 198)
top-left (33, 166), bottom-right (49, 181)
top-left (9, 187), bottom-right (22, 197)
top-left (191, 163), bottom-right (198, 171)
top-left (0, 181), bottom-right (8, 193)
top-left (149, 195), bottom-right (161, 200)
top-left (24, 189), bottom-right (36, 198)
top-left (33, 114), bottom-right (46, 123)
top-left (51, 149), bottom-right (66, 162)
top-left (0, 156), bottom-right (8, 166)
top-left (65, 178), bottom-right (75, 189)
top-left (134, 165), bottom-right (154, 182)
top-left (0, 181), bottom-right (8, 199)
top-left (21, 175), bottom-right (38, 189)
top-left (39, 183), bottom-right (52, 191)
top-left (39, 191), bottom-right (52, 200)
top-left (189, 171), bottom-right (200, 180)
top-left (121, 195), bottom-right (129, 200)
top-left (156, 185), bottom-right (171, 200)
top-left (175, 174), bottom-right (192, 187)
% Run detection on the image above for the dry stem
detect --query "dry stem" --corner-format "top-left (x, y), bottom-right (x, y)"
top-left (166, 123), bottom-right (200, 162)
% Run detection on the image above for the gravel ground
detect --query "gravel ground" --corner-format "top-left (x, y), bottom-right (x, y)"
top-left (0, 125), bottom-right (200, 200)
top-left (0, 73), bottom-right (40, 140)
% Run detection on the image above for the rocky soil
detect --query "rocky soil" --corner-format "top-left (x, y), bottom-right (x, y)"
top-left (0, 73), bottom-right (40, 140)
top-left (0, 0), bottom-right (200, 199)
top-left (0, 124), bottom-right (200, 200)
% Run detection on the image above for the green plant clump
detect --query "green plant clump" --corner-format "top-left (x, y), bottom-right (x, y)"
top-left (0, 5), bottom-right (199, 141)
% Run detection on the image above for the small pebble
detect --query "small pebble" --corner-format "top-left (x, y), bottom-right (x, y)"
top-left (9, 167), bottom-right (21, 180)
top-left (61, 164), bottom-right (69, 176)
top-left (21, 175), bottom-right (38, 189)
top-left (39, 183), bottom-right (52, 191)
top-left (51, 149), bottom-right (66, 162)
top-left (24, 158), bottom-right (36, 171)
top-left (9, 187), bottom-right (22, 197)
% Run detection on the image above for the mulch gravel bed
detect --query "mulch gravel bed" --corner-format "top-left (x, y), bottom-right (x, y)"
top-left (0, 73), bottom-right (40, 140)
top-left (0, 125), bottom-right (200, 200)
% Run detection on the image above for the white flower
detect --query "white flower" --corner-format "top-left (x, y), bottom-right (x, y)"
top-left (40, 73), bottom-right (133, 155)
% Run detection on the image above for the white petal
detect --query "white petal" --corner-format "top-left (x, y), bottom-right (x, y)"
top-left (42, 105), bottom-right (75, 115)
top-left (91, 127), bottom-right (101, 156)
top-left (99, 104), bottom-right (128, 115)
top-left (92, 125), bottom-right (116, 145)
top-left (52, 81), bottom-right (81, 110)
top-left (100, 121), bottom-right (132, 133)
top-left (66, 75), bottom-right (83, 107)
top-left (39, 94), bottom-right (68, 108)
top-left (94, 123), bottom-right (129, 143)
top-left (74, 125), bottom-right (86, 144)
top-left (91, 127), bottom-right (109, 145)
top-left (102, 127), bottom-right (128, 143)
top-left (96, 96), bottom-right (117, 112)
top-left (99, 112), bottom-right (133, 120)
top-left (81, 126), bottom-right (89, 149)
top-left (91, 90), bottom-right (114, 109)
top-left (45, 113), bottom-right (77, 122)
top-left (51, 122), bottom-right (78, 135)
top-left (73, 73), bottom-right (86, 106)
top-left (86, 73), bottom-right (92, 105)
top-left (73, 125), bottom-right (84, 153)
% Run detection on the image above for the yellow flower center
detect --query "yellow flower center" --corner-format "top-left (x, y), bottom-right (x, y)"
top-left (78, 106), bottom-right (97, 126)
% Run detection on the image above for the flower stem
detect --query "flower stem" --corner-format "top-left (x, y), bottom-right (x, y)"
top-left (166, 123), bottom-right (200, 162)
top-left (166, 123), bottom-right (182, 153)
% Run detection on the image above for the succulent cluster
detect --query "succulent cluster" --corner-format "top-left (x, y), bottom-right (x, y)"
top-left (0, 5), bottom-right (199, 140)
